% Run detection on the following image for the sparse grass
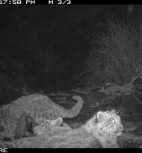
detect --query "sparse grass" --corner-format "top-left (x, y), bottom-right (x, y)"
top-left (79, 18), bottom-right (142, 88)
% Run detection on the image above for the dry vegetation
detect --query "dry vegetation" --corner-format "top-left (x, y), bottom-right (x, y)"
top-left (79, 18), bottom-right (142, 88)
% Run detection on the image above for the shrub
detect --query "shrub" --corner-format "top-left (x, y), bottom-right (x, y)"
top-left (80, 18), bottom-right (142, 88)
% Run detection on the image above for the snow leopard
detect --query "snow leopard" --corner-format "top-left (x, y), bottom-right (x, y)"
top-left (7, 110), bottom-right (123, 148)
top-left (0, 94), bottom-right (84, 141)
top-left (83, 109), bottom-right (124, 148)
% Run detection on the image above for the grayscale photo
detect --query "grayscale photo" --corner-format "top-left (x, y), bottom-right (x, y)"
top-left (0, 4), bottom-right (142, 148)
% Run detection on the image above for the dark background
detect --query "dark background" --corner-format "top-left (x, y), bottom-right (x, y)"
top-left (0, 5), bottom-right (141, 104)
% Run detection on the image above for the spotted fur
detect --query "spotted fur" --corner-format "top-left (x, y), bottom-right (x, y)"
top-left (0, 94), bottom-right (83, 140)
top-left (83, 110), bottom-right (124, 148)
top-left (6, 110), bottom-right (124, 148)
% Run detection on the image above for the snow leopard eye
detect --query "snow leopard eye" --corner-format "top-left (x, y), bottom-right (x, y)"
top-left (109, 118), bottom-right (115, 123)
top-left (0, 125), bottom-right (4, 132)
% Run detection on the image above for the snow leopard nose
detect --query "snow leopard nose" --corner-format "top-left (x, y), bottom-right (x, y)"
top-left (120, 125), bottom-right (124, 131)
top-left (115, 125), bottom-right (124, 136)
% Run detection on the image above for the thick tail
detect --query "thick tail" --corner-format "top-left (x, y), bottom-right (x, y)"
top-left (62, 95), bottom-right (84, 118)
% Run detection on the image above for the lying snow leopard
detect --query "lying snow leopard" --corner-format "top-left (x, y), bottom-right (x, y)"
top-left (8, 110), bottom-right (123, 148)
top-left (33, 117), bottom-right (71, 136)
top-left (83, 109), bottom-right (124, 148)
top-left (0, 94), bottom-right (83, 141)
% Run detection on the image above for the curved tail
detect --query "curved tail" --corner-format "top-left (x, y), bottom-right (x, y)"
top-left (62, 95), bottom-right (84, 118)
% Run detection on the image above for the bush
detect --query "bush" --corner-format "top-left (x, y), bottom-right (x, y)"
top-left (80, 18), bottom-right (142, 88)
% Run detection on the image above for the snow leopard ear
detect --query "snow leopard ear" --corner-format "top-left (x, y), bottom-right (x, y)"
top-left (110, 109), bottom-right (117, 114)
top-left (52, 117), bottom-right (63, 127)
top-left (96, 111), bottom-right (105, 123)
